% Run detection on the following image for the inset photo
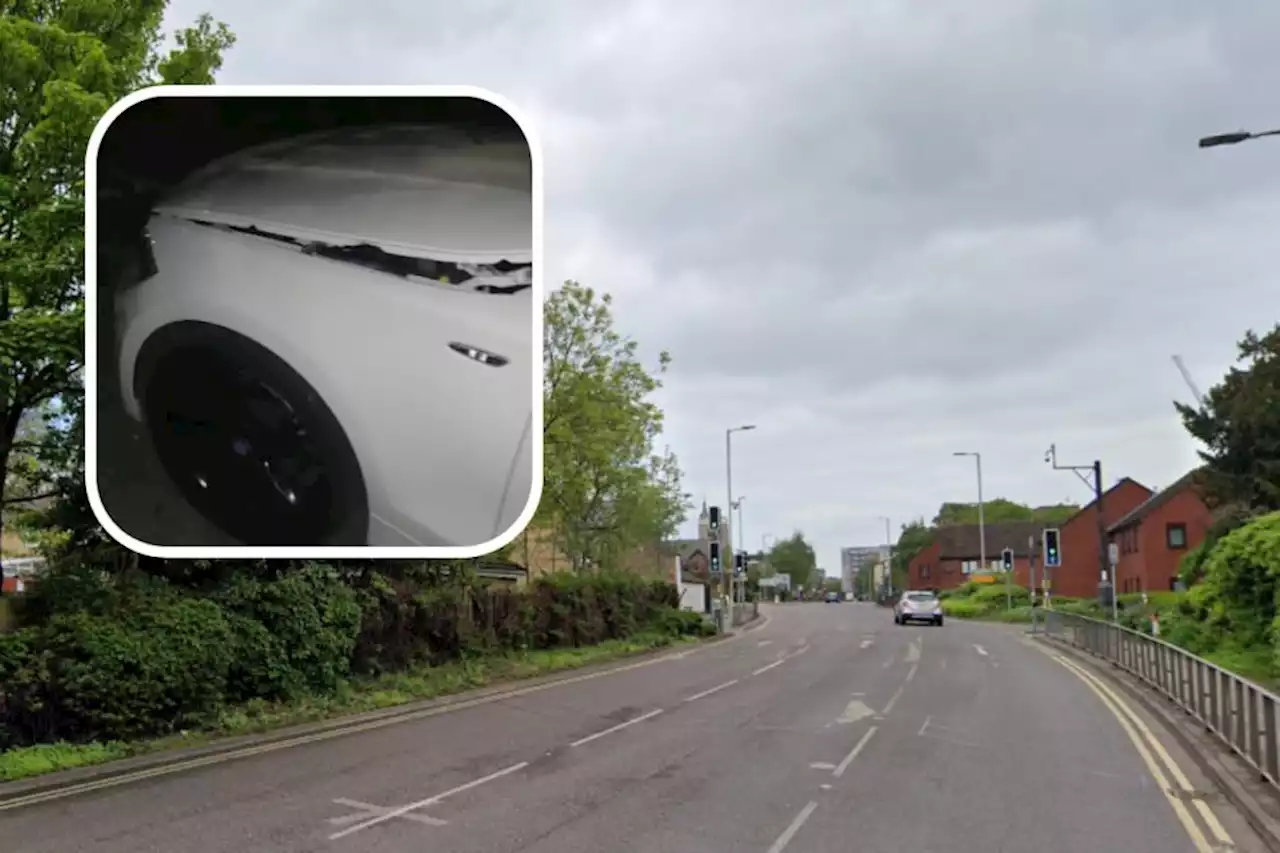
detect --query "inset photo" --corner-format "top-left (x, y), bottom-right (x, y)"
top-left (87, 87), bottom-right (540, 556)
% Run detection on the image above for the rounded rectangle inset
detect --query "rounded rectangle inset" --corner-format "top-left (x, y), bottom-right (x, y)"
top-left (86, 85), bottom-right (543, 557)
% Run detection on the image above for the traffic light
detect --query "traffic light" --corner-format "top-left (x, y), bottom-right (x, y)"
top-left (734, 551), bottom-right (745, 573)
top-left (708, 506), bottom-right (721, 532)
top-left (1001, 548), bottom-right (1013, 571)
top-left (709, 541), bottom-right (721, 573)
top-left (1043, 529), bottom-right (1061, 568)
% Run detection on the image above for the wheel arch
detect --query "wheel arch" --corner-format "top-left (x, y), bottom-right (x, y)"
top-left (132, 320), bottom-right (371, 543)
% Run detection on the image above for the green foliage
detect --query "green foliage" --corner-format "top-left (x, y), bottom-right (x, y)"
top-left (932, 499), bottom-right (1077, 527)
top-left (1178, 325), bottom-right (1280, 514)
top-left (767, 532), bottom-right (817, 590)
top-left (541, 282), bottom-right (690, 569)
top-left (891, 520), bottom-right (933, 577)
top-left (0, 3), bottom-right (235, 552)
top-left (2, 567), bottom-right (691, 750)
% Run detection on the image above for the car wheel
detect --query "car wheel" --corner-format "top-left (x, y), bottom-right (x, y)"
top-left (138, 323), bottom-right (369, 546)
top-left (936, 617), bottom-right (944, 626)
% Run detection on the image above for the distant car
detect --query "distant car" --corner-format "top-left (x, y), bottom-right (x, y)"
top-left (112, 125), bottom-right (534, 547)
top-left (825, 591), bottom-right (841, 603)
top-left (894, 590), bottom-right (943, 626)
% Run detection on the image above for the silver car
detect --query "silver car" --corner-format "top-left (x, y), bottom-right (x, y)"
top-left (894, 590), bottom-right (943, 626)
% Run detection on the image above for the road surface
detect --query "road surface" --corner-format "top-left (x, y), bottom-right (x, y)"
top-left (1, 603), bottom-right (1266, 853)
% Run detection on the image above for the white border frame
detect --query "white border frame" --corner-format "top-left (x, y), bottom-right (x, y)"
top-left (84, 84), bottom-right (544, 559)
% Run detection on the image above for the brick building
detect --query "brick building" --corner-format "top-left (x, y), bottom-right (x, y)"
top-left (908, 521), bottom-right (1042, 591)
top-left (1036, 478), bottom-right (1152, 599)
top-left (1108, 469), bottom-right (1211, 594)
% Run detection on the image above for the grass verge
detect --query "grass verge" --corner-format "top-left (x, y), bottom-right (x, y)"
top-left (0, 630), bottom-right (699, 784)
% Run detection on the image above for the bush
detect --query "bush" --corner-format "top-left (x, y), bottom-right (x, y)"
top-left (1, 598), bottom-right (236, 746)
top-left (1, 566), bottom-right (688, 751)
top-left (940, 600), bottom-right (985, 618)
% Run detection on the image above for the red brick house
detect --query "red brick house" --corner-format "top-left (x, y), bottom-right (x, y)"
top-left (1034, 477), bottom-right (1152, 599)
top-left (907, 522), bottom-right (1042, 591)
top-left (1108, 469), bottom-right (1211, 594)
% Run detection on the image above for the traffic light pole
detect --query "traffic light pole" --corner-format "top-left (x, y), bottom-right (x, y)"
top-left (1046, 445), bottom-right (1115, 622)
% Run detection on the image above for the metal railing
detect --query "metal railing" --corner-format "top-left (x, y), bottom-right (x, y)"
top-left (1042, 610), bottom-right (1280, 792)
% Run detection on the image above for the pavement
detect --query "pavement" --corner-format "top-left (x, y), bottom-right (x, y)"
top-left (1, 602), bottom-right (1270, 853)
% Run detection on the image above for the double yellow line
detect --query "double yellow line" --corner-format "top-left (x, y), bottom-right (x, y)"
top-left (1048, 650), bottom-right (1234, 853)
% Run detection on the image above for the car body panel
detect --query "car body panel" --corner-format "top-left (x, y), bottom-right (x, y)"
top-left (115, 126), bottom-right (533, 547)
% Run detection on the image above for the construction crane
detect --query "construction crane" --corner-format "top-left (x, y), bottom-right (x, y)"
top-left (1172, 355), bottom-right (1208, 409)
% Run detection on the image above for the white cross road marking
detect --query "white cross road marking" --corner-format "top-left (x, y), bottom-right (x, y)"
top-left (328, 799), bottom-right (448, 828)
top-left (810, 762), bottom-right (837, 770)
top-left (860, 639), bottom-right (873, 649)
top-left (973, 644), bottom-right (989, 656)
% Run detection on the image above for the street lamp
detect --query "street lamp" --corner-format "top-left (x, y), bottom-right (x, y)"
top-left (953, 452), bottom-right (987, 583)
top-left (726, 425), bottom-right (756, 617)
top-left (876, 516), bottom-right (893, 598)
top-left (1199, 127), bottom-right (1280, 148)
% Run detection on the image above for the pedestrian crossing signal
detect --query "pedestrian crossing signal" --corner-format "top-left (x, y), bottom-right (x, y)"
top-left (1043, 529), bottom-right (1061, 568)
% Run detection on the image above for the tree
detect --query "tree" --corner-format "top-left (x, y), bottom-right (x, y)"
top-left (0, 3), bottom-right (235, 557)
top-left (767, 532), bottom-right (816, 590)
top-left (1178, 324), bottom-right (1280, 515)
top-left (891, 519), bottom-right (933, 578)
top-left (932, 499), bottom-right (1077, 526)
top-left (542, 281), bottom-right (689, 570)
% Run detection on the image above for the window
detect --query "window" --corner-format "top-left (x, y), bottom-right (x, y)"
top-left (921, 565), bottom-right (931, 579)
top-left (1166, 523), bottom-right (1187, 550)
top-left (961, 560), bottom-right (977, 575)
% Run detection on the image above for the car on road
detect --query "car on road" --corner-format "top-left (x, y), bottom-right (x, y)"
top-left (111, 124), bottom-right (534, 548)
top-left (824, 591), bottom-right (841, 603)
top-left (894, 590), bottom-right (943, 626)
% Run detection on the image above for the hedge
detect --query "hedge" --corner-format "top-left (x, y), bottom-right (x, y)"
top-left (0, 566), bottom-right (695, 751)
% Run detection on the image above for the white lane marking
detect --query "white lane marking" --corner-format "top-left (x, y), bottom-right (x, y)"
top-left (837, 699), bottom-right (875, 725)
top-left (684, 679), bottom-right (740, 703)
top-left (881, 659), bottom-right (892, 669)
top-left (569, 708), bottom-right (665, 748)
top-left (905, 639), bottom-right (921, 663)
top-left (329, 761), bottom-right (528, 839)
top-left (883, 683), bottom-right (906, 715)
top-left (850, 691), bottom-right (864, 697)
top-left (758, 640), bottom-right (773, 647)
top-left (973, 644), bottom-right (988, 656)
top-left (328, 799), bottom-right (447, 827)
top-left (809, 761), bottom-right (837, 770)
top-left (905, 663), bottom-right (918, 683)
top-left (754, 659), bottom-right (784, 676)
top-left (918, 715), bottom-right (933, 736)
top-left (833, 726), bottom-right (878, 778)
top-left (767, 800), bottom-right (819, 853)
top-left (859, 639), bottom-right (873, 649)
top-left (820, 783), bottom-right (833, 790)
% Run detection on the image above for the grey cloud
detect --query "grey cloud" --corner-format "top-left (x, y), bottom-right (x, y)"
top-left (165, 0), bottom-right (1280, 571)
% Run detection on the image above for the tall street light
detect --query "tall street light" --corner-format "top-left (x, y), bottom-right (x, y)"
top-left (726, 425), bottom-right (756, 616)
top-left (876, 516), bottom-right (893, 598)
top-left (1199, 127), bottom-right (1280, 148)
top-left (953, 452), bottom-right (986, 581)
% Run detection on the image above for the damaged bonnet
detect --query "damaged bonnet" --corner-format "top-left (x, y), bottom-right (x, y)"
top-left (182, 219), bottom-right (531, 294)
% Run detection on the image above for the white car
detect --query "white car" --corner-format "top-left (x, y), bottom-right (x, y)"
top-left (111, 124), bottom-right (534, 547)
top-left (894, 590), bottom-right (944, 626)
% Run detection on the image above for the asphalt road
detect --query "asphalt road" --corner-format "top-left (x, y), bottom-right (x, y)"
top-left (2, 603), bottom-right (1267, 853)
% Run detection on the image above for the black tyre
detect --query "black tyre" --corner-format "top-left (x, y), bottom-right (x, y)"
top-left (137, 323), bottom-right (368, 546)
top-left (936, 617), bottom-right (944, 627)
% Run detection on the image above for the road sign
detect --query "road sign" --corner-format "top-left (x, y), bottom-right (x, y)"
top-left (1107, 542), bottom-right (1119, 568)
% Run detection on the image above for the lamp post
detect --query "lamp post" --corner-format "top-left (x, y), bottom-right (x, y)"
top-left (953, 451), bottom-right (986, 584)
top-left (725, 425), bottom-right (756, 620)
top-left (1199, 127), bottom-right (1280, 148)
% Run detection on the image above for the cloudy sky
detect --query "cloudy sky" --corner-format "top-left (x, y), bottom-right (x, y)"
top-left (161, 0), bottom-right (1280, 572)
